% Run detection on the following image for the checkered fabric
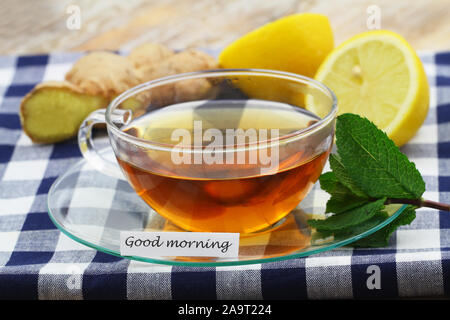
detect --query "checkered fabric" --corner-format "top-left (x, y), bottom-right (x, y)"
top-left (0, 50), bottom-right (449, 300)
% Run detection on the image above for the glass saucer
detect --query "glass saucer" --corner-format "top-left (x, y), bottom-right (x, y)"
top-left (47, 148), bottom-right (406, 267)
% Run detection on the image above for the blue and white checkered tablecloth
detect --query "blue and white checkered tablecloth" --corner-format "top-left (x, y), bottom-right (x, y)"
top-left (0, 50), bottom-right (449, 300)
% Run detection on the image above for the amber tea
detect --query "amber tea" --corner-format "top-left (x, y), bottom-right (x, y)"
top-left (116, 100), bottom-right (332, 233)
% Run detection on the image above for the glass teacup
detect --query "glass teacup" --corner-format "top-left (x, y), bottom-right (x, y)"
top-left (78, 69), bottom-right (337, 234)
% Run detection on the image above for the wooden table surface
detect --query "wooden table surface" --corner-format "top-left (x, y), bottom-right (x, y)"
top-left (1, 0), bottom-right (450, 55)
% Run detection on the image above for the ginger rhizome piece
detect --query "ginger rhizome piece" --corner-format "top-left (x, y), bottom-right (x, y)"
top-left (135, 48), bottom-right (218, 82)
top-left (19, 44), bottom-right (219, 144)
top-left (65, 51), bottom-right (141, 99)
top-left (134, 49), bottom-right (220, 105)
top-left (20, 81), bottom-right (109, 144)
top-left (128, 42), bottom-right (175, 70)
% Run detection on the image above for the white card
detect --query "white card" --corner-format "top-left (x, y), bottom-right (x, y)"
top-left (120, 231), bottom-right (240, 258)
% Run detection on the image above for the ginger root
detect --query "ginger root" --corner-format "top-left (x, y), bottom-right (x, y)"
top-left (128, 42), bottom-right (174, 70)
top-left (135, 49), bottom-right (218, 82)
top-left (20, 44), bottom-right (219, 144)
top-left (20, 81), bottom-right (109, 143)
top-left (65, 51), bottom-right (141, 99)
top-left (135, 49), bottom-right (219, 106)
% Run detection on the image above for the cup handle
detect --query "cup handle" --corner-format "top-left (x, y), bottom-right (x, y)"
top-left (78, 108), bottom-right (131, 180)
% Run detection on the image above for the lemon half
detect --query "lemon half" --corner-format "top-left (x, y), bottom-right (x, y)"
top-left (310, 30), bottom-right (429, 146)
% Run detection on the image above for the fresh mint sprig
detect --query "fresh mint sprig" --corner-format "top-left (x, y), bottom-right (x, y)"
top-left (308, 113), bottom-right (450, 247)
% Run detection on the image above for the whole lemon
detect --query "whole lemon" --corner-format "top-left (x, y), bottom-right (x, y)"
top-left (219, 13), bottom-right (334, 78)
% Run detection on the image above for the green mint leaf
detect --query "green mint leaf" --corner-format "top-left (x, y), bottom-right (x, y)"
top-left (331, 210), bottom-right (389, 240)
top-left (335, 113), bottom-right (425, 199)
top-left (308, 197), bottom-right (386, 231)
top-left (319, 171), bottom-right (367, 213)
top-left (308, 113), bottom-right (432, 248)
top-left (312, 205), bottom-right (416, 248)
top-left (318, 171), bottom-right (341, 194)
top-left (311, 211), bottom-right (388, 242)
top-left (350, 205), bottom-right (416, 247)
top-left (325, 196), bottom-right (368, 215)
top-left (328, 154), bottom-right (368, 198)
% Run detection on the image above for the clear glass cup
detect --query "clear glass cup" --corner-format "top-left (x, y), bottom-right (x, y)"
top-left (78, 69), bottom-right (337, 234)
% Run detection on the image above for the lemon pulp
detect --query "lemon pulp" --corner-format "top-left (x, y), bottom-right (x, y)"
top-left (310, 30), bottom-right (429, 146)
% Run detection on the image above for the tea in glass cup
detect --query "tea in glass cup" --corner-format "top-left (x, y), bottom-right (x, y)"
top-left (78, 70), bottom-right (337, 234)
